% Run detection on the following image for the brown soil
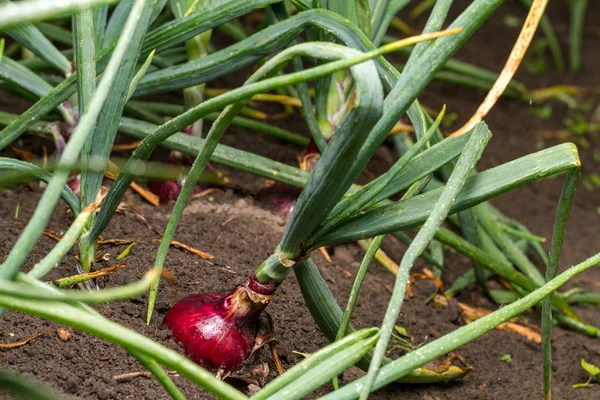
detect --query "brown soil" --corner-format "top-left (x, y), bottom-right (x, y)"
top-left (1, 0), bottom-right (600, 399)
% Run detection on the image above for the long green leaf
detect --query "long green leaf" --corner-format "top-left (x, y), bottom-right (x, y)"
top-left (80, 7), bottom-right (153, 211)
top-left (0, 158), bottom-right (79, 213)
top-left (102, 0), bottom-right (133, 49)
top-left (0, 55), bottom-right (71, 122)
top-left (73, 7), bottom-right (96, 116)
top-left (141, 0), bottom-right (281, 53)
top-left (323, 252), bottom-right (600, 399)
top-left (252, 328), bottom-right (379, 400)
top-left (1, 270), bottom-right (158, 303)
top-left (147, 39), bottom-right (385, 322)
top-left (0, 0), bottom-right (119, 30)
top-left (135, 9), bottom-right (394, 96)
top-left (542, 168), bottom-right (579, 399)
top-left (0, 294), bottom-right (247, 400)
top-left (0, 371), bottom-right (65, 400)
top-left (0, 0), bottom-right (155, 285)
top-left (310, 143), bottom-right (580, 248)
top-left (0, 0), bottom-right (284, 150)
top-left (274, 48), bottom-right (382, 259)
top-left (0, 0), bottom-right (71, 74)
top-left (90, 31), bottom-right (457, 248)
top-left (359, 123), bottom-right (491, 399)
top-left (118, 117), bottom-right (310, 185)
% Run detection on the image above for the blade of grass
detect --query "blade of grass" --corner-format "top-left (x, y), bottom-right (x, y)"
top-left (542, 167), bottom-right (579, 399)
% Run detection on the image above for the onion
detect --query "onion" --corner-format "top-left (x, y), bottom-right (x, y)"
top-left (256, 140), bottom-right (321, 214)
top-left (146, 154), bottom-right (213, 204)
top-left (146, 180), bottom-right (182, 204)
top-left (165, 141), bottom-right (321, 371)
top-left (164, 276), bottom-right (276, 372)
top-left (255, 183), bottom-right (301, 215)
top-left (67, 174), bottom-right (81, 195)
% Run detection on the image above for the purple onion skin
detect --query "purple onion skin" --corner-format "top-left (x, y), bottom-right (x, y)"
top-left (67, 174), bottom-right (81, 195)
top-left (256, 183), bottom-right (301, 215)
top-left (147, 179), bottom-right (211, 205)
top-left (255, 139), bottom-right (322, 214)
top-left (147, 180), bottom-right (182, 204)
top-left (164, 277), bottom-right (276, 372)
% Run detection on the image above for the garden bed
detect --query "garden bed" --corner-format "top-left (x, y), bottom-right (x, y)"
top-left (1, 0), bottom-right (599, 399)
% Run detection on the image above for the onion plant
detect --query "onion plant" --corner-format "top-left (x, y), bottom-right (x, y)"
top-left (0, 1), bottom-right (598, 399)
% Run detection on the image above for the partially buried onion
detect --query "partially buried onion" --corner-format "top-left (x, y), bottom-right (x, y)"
top-left (255, 140), bottom-right (321, 215)
top-left (164, 276), bottom-right (277, 372)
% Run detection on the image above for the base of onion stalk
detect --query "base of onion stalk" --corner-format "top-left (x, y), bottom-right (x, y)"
top-left (164, 276), bottom-right (277, 373)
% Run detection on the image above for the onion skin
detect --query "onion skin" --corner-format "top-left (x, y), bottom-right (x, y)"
top-left (256, 140), bottom-right (321, 214)
top-left (164, 277), bottom-right (275, 372)
top-left (256, 183), bottom-right (301, 215)
top-left (147, 180), bottom-right (182, 204)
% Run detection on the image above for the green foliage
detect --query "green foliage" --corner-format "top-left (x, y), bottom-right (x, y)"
top-left (573, 359), bottom-right (600, 388)
top-left (0, 0), bottom-right (598, 399)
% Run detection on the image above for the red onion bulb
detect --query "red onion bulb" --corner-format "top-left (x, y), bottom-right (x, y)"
top-left (164, 277), bottom-right (276, 372)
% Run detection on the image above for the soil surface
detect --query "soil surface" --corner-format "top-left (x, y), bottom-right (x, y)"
top-left (1, 0), bottom-right (600, 399)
